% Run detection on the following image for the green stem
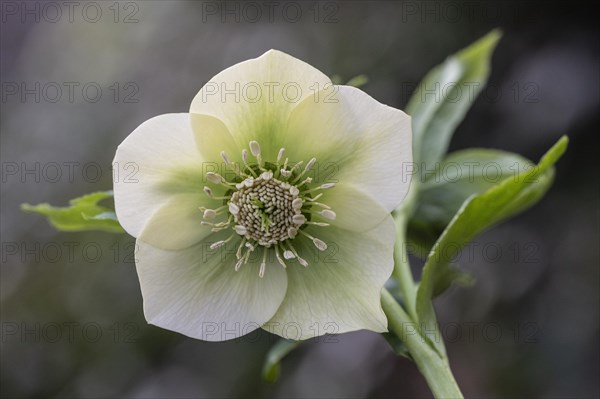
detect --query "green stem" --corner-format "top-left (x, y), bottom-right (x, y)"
top-left (382, 289), bottom-right (463, 399)
top-left (393, 210), bottom-right (417, 320)
top-left (392, 182), bottom-right (420, 319)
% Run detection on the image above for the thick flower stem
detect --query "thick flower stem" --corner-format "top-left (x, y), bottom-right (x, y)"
top-left (392, 210), bottom-right (417, 320)
top-left (382, 289), bottom-right (464, 399)
top-left (392, 182), bottom-right (420, 319)
top-left (389, 184), bottom-right (462, 397)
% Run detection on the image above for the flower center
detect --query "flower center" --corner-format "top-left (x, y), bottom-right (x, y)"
top-left (229, 173), bottom-right (302, 246)
top-left (200, 140), bottom-right (336, 277)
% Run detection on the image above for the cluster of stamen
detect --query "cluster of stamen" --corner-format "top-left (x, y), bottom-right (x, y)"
top-left (200, 140), bottom-right (336, 278)
top-left (230, 173), bottom-right (302, 246)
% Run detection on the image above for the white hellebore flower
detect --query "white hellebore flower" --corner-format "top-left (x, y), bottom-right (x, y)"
top-left (113, 50), bottom-right (412, 341)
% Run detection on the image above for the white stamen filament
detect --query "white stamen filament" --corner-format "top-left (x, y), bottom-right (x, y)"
top-left (210, 239), bottom-right (226, 250)
top-left (307, 221), bottom-right (330, 227)
top-left (320, 210), bottom-right (337, 220)
top-left (298, 257), bottom-right (309, 267)
top-left (259, 248), bottom-right (267, 278)
top-left (275, 244), bottom-right (287, 268)
top-left (301, 183), bottom-right (335, 195)
top-left (292, 198), bottom-right (303, 209)
top-left (297, 177), bottom-right (313, 187)
top-left (249, 141), bottom-right (261, 157)
top-left (310, 201), bottom-right (331, 209)
top-left (291, 157), bottom-right (317, 184)
top-left (235, 258), bottom-right (244, 271)
top-left (313, 238), bottom-right (328, 251)
top-left (290, 161), bottom-right (303, 174)
top-left (241, 148), bottom-right (258, 177)
top-left (306, 193), bottom-right (323, 202)
top-left (200, 215), bottom-right (232, 227)
top-left (286, 241), bottom-right (308, 267)
top-left (203, 209), bottom-right (217, 220)
top-left (292, 214), bottom-right (306, 225)
top-left (261, 171), bottom-right (273, 180)
top-left (287, 227), bottom-right (298, 238)
top-left (277, 148), bottom-right (285, 162)
top-left (206, 172), bottom-right (222, 184)
top-left (236, 238), bottom-right (247, 259)
top-left (220, 151), bottom-right (231, 165)
top-left (228, 202), bottom-right (240, 215)
top-left (298, 230), bottom-right (328, 251)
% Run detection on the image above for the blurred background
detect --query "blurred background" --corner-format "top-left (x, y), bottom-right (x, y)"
top-left (1, 1), bottom-right (598, 397)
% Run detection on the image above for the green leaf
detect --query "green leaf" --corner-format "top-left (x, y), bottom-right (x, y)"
top-left (330, 74), bottom-right (369, 87)
top-left (345, 74), bottom-right (369, 88)
top-left (262, 339), bottom-right (301, 383)
top-left (431, 263), bottom-right (475, 298)
top-left (408, 29), bottom-right (502, 169)
top-left (382, 332), bottom-right (412, 359)
top-left (408, 149), bottom-right (533, 252)
top-left (330, 74), bottom-right (343, 85)
top-left (84, 211), bottom-right (119, 221)
top-left (21, 191), bottom-right (124, 233)
top-left (415, 136), bottom-right (568, 354)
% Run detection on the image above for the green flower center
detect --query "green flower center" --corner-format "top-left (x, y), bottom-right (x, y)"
top-left (200, 140), bottom-right (336, 277)
top-left (230, 174), bottom-right (301, 246)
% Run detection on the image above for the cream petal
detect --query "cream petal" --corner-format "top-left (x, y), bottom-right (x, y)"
top-left (113, 113), bottom-right (217, 238)
top-left (284, 85), bottom-right (413, 212)
top-left (312, 183), bottom-right (391, 232)
top-left (190, 49), bottom-right (331, 160)
top-left (137, 193), bottom-right (220, 250)
top-left (190, 113), bottom-right (241, 168)
top-left (264, 217), bottom-right (396, 340)
top-left (136, 235), bottom-right (288, 342)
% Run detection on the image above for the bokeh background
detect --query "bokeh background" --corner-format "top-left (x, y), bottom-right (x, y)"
top-left (1, 1), bottom-right (598, 398)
